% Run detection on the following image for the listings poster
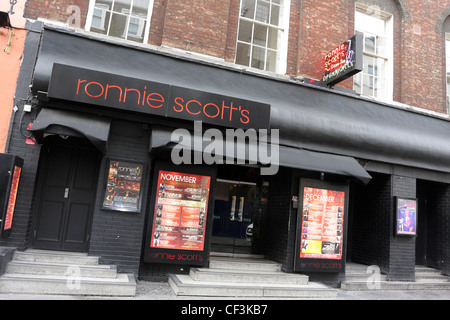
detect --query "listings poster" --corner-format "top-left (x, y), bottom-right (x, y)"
top-left (300, 187), bottom-right (345, 260)
top-left (395, 197), bottom-right (417, 236)
top-left (150, 170), bottom-right (211, 251)
top-left (102, 160), bottom-right (144, 212)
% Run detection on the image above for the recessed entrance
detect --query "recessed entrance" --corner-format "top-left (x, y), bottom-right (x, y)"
top-left (33, 136), bottom-right (100, 252)
top-left (211, 165), bottom-right (263, 255)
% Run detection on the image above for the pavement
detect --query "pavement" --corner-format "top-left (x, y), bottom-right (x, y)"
top-left (0, 279), bottom-right (449, 300)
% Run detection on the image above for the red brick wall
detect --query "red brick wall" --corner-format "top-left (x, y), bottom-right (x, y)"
top-left (22, 0), bottom-right (450, 113)
top-left (25, 0), bottom-right (89, 28)
top-left (160, 0), bottom-right (231, 58)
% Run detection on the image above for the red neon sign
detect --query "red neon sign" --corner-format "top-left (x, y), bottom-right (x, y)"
top-left (324, 42), bottom-right (351, 74)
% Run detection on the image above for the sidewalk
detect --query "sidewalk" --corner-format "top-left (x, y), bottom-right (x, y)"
top-left (0, 279), bottom-right (449, 300)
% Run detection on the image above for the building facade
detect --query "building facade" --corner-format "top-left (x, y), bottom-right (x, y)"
top-left (0, 0), bottom-right (449, 288)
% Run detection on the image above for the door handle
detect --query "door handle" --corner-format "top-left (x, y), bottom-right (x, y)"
top-left (64, 188), bottom-right (69, 199)
top-left (230, 196), bottom-right (236, 221)
top-left (238, 197), bottom-right (244, 222)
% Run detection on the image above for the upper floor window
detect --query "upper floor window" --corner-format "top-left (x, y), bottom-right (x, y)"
top-left (235, 0), bottom-right (290, 74)
top-left (86, 0), bottom-right (153, 43)
top-left (354, 4), bottom-right (393, 100)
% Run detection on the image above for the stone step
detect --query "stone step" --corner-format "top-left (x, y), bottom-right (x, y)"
top-left (344, 273), bottom-right (389, 282)
top-left (415, 275), bottom-right (450, 283)
top-left (208, 257), bottom-right (282, 272)
top-left (0, 273), bottom-right (136, 296)
top-left (6, 261), bottom-right (117, 278)
top-left (12, 250), bottom-right (99, 266)
top-left (341, 280), bottom-right (450, 291)
top-left (189, 267), bottom-right (309, 285)
top-left (0, 249), bottom-right (136, 296)
top-left (169, 274), bottom-right (337, 298)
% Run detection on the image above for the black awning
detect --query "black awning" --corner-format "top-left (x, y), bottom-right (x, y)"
top-left (278, 146), bottom-right (372, 185)
top-left (29, 108), bottom-right (111, 153)
top-left (150, 126), bottom-right (371, 184)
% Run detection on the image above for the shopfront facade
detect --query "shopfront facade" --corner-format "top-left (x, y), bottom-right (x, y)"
top-left (1, 23), bottom-right (449, 287)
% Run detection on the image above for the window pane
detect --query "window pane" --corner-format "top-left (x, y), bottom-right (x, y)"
top-left (270, 3), bottom-right (280, 26)
top-left (95, 0), bottom-right (112, 8)
top-left (113, 0), bottom-right (131, 13)
top-left (266, 49), bottom-right (277, 72)
top-left (91, 9), bottom-right (110, 34)
top-left (255, 1), bottom-right (270, 23)
top-left (267, 27), bottom-right (279, 49)
top-left (253, 24), bottom-right (267, 46)
top-left (236, 42), bottom-right (251, 67)
top-left (241, 0), bottom-right (256, 19)
top-left (252, 46), bottom-right (265, 70)
top-left (238, 20), bottom-right (253, 43)
top-left (109, 12), bottom-right (127, 39)
top-left (132, 0), bottom-right (150, 16)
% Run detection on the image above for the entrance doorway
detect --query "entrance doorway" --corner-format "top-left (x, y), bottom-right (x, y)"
top-left (416, 179), bottom-right (439, 267)
top-left (33, 136), bottom-right (100, 252)
top-left (211, 179), bottom-right (259, 254)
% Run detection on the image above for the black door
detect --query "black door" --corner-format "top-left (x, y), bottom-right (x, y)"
top-left (33, 137), bottom-right (100, 252)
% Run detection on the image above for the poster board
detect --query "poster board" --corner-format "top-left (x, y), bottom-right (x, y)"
top-left (144, 161), bottom-right (216, 266)
top-left (394, 197), bottom-right (417, 236)
top-left (294, 179), bottom-right (349, 273)
top-left (102, 159), bottom-right (145, 212)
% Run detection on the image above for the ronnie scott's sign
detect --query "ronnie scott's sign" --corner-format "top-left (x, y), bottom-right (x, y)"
top-left (322, 34), bottom-right (363, 86)
top-left (47, 64), bottom-right (271, 130)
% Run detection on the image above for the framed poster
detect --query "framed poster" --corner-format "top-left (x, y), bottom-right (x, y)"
top-left (102, 159), bottom-right (145, 212)
top-left (294, 179), bottom-right (349, 273)
top-left (395, 197), bottom-right (417, 236)
top-left (144, 161), bottom-right (216, 267)
top-left (150, 170), bottom-right (210, 251)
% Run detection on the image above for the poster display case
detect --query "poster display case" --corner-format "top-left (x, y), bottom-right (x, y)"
top-left (394, 197), bottom-right (417, 236)
top-left (294, 178), bottom-right (349, 273)
top-left (144, 161), bottom-right (216, 266)
top-left (0, 154), bottom-right (23, 238)
top-left (102, 159), bottom-right (145, 212)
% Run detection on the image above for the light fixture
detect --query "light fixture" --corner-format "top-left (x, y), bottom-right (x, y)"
top-left (0, 11), bottom-right (12, 29)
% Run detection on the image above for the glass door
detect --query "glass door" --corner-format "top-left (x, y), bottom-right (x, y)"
top-left (211, 179), bottom-right (258, 254)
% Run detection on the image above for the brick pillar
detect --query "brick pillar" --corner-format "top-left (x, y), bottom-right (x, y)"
top-left (389, 176), bottom-right (416, 281)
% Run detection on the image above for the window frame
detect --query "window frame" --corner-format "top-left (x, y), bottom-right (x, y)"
top-left (235, 0), bottom-right (291, 74)
top-left (445, 33), bottom-right (450, 114)
top-left (354, 3), bottom-right (394, 101)
top-left (85, 0), bottom-right (154, 44)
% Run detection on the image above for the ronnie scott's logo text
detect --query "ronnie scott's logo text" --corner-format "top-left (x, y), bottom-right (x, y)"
top-left (48, 64), bottom-right (271, 130)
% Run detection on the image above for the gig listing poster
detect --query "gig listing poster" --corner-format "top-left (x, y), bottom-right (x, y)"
top-left (300, 187), bottom-right (345, 259)
top-left (150, 170), bottom-right (211, 251)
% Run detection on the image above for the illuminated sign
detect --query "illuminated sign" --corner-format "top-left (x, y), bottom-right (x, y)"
top-left (295, 179), bottom-right (348, 273)
top-left (300, 187), bottom-right (345, 260)
top-left (144, 164), bottom-right (214, 267)
top-left (322, 34), bottom-right (363, 86)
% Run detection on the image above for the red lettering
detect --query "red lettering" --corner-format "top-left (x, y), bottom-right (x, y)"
top-left (229, 102), bottom-right (238, 121)
top-left (221, 101), bottom-right (230, 120)
top-left (85, 81), bottom-right (104, 98)
top-left (186, 100), bottom-right (202, 115)
top-left (146, 92), bottom-right (165, 108)
top-left (173, 97), bottom-right (184, 112)
top-left (203, 103), bottom-right (220, 118)
top-left (124, 87), bottom-right (141, 104)
top-left (240, 109), bottom-right (250, 124)
top-left (105, 84), bottom-right (123, 101)
top-left (76, 79), bottom-right (87, 95)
